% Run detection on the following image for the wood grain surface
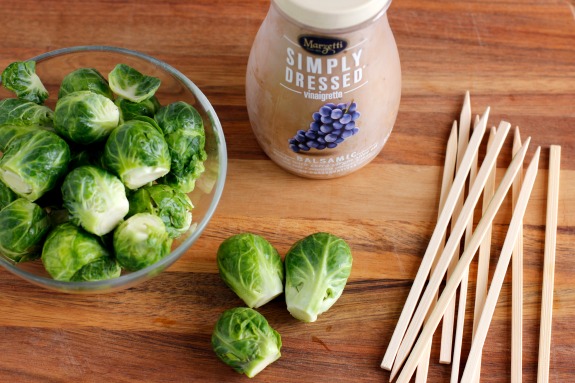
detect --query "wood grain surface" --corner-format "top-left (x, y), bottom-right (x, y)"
top-left (0, 0), bottom-right (574, 382)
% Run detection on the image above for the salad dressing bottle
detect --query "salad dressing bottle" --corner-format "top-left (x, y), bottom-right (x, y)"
top-left (246, 0), bottom-right (401, 179)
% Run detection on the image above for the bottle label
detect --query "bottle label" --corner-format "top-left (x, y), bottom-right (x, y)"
top-left (245, 7), bottom-right (401, 178)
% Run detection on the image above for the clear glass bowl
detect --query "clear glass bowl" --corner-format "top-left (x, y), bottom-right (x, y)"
top-left (0, 46), bottom-right (227, 293)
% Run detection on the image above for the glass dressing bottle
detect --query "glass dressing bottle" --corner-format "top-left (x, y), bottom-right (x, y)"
top-left (246, 0), bottom-right (401, 179)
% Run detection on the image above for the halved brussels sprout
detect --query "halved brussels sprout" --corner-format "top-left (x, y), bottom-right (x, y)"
top-left (285, 232), bottom-right (353, 322)
top-left (108, 63), bottom-right (161, 103)
top-left (103, 120), bottom-right (171, 190)
top-left (0, 198), bottom-right (51, 263)
top-left (155, 101), bottom-right (207, 193)
top-left (0, 129), bottom-right (70, 201)
top-left (128, 184), bottom-right (193, 239)
top-left (217, 233), bottom-right (284, 308)
top-left (212, 307), bottom-right (282, 378)
top-left (42, 222), bottom-right (117, 281)
top-left (54, 90), bottom-right (120, 145)
top-left (58, 68), bottom-right (114, 99)
top-left (1, 61), bottom-right (49, 104)
top-left (0, 98), bottom-right (53, 127)
top-left (61, 166), bottom-right (129, 236)
top-left (113, 212), bottom-right (172, 271)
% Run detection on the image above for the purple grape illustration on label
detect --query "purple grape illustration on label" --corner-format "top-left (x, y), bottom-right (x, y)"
top-left (288, 101), bottom-right (360, 153)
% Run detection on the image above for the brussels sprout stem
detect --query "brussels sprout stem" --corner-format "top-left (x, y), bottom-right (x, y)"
top-left (1, 170), bottom-right (32, 196)
top-left (286, 279), bottom-right (329, 322)
top-left (122, 166), bottom-right (170, 190)
top-left (251, 281), bottom-right (283, 309)
top-left (245, 343), bottom-right (281, 378)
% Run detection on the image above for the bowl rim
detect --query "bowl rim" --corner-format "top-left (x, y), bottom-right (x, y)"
top-left (0, 45), bottom-right (228, 292)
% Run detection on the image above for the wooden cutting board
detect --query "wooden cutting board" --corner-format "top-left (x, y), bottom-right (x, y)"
top-left (0, 0), bottom-right (573, 382)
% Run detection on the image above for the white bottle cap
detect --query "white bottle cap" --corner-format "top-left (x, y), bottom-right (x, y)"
top-left (273, 0), bottom-right (392, 30)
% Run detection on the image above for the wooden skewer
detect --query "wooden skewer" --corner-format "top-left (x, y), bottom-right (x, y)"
top-left (470, 125), bottom-right (497, 383)
top-left (460, 147), bottom-right (541, 382)
top-left (537, 145), bottom-right (561, 383)
top-left (441, 91), bottom-right (472, 364)
top-left (511, 127), bottom-right (524, 383)
top-left (415, 122), bottom-right (458, 383)
top-left (395, 144), bottom-right (538, 383)
top-left (380, 109), bottom-right (488, 371)
top-left (450, 116), bottom-right (481, 383)
top-left (389, 121), bottom-right (516, 381)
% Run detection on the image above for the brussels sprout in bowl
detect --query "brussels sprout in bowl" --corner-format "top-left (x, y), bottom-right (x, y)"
top-left (0, 46), bottom-right (227, 293)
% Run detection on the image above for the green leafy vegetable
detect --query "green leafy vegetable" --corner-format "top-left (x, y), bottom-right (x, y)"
top-left (1, 61), bottom-right (49, 104)
top-left (0, 98), bottom-right (53, 127)
top-left (113, 212), bottom-right (172, 271)
top-left (58, 68), bottom-right (113, 99)
top-left (70, 256), bottom-right (121, 282)
top-left (128, 184), bottom-right (193, 239)
top-left (41, 222), bottom-right (117, 281)
top-left (103, 120), bottom-right (171, 190)
top-left (212, 307), bottom-right (282, 378)
top-left (0, 129), bottom-right (70, 201)
top-left (0, 179), bottom-right (18, 210)
top-left (108, 63), bottom-right (161, 103)
top-left (0, 198), bottom-right (50, 262)
top-left (0, 125), bottom-right (40, 152)
top-left (54, 90), bottom-right (120, 145)
top-left (217, 233), bottom-right (284, 308)
top-left (115, 95), bottom-right (160, 122)
top-left (61, 166), bottom-right (129, 236)
top-left (155, 101), bottom-right (207, 193)
top-left (285, 232), bottom-right (353, 322)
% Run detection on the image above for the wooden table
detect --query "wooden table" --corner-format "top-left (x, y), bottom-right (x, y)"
top-left (0, 1), bottom-right (573, 382)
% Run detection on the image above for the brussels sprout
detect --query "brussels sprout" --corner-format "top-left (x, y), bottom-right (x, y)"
top-left (285, 232), bottom-right (353, 322)
top-left (68, 146), bottom-right (106, 170)
top-left (0, 179), bottom-right (18, 210)
top-left (41, 222), bottom-right (117, 281)
top-left (217, 233), bottom-right (284, 308)
top-left (0, 198), bottom-right (50, 262)
top-left (54, 90), bottom-right (120, 145)
top-left (0, 125), bottom-right (40, 152)
top-left (1, 61), bottom-right (49, 104)
top-left (0, 98), bottom-right (53, 127)
top-left (61, 166), bottom-right (129, 236)
top-left (155, 101), bottom-right (207, 193)
top-left (128, 184), bottom-right (193, 239)
top-left (115, 95), bottom-right (160, 122)
top-left (212, 307), bottom-right (282, 378)
top-left (103, 120), bottom-right (171, 190)
top-left (58, 68), bottom-right (113, 99)
top-left (0, 129), bottom-right (70, 201)
top-left (108, 63), bottom-right (161, 103)
top-left (70, 256), bottom-right (121, 282)
top-left (113, 212), bottom-right (172, 271)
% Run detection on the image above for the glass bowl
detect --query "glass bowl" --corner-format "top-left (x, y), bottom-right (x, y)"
top-left (0, 46), bottom-right (227, 293)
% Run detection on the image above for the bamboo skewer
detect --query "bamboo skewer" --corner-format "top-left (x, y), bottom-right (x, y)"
top-left (537, 145), bottom-right (561, 383)
top-left (390, 122), bottom-right (517, 380)
top-left (460, 147), bottom-right (541, 382)
top-left (511, 127), bottom-right (524, 383)
top-left (395, 144), bottom-right (539, 383)
top-left (450, 116), bottom-right (480, 383)
top-left (380, 110), bottom-right (488, 371)
top-left (469, 125), bottom-right (497, 383)
top-left (441, 91), bottom-right (472, 364)
top-left (415, 122), bottom-right (458, 383)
